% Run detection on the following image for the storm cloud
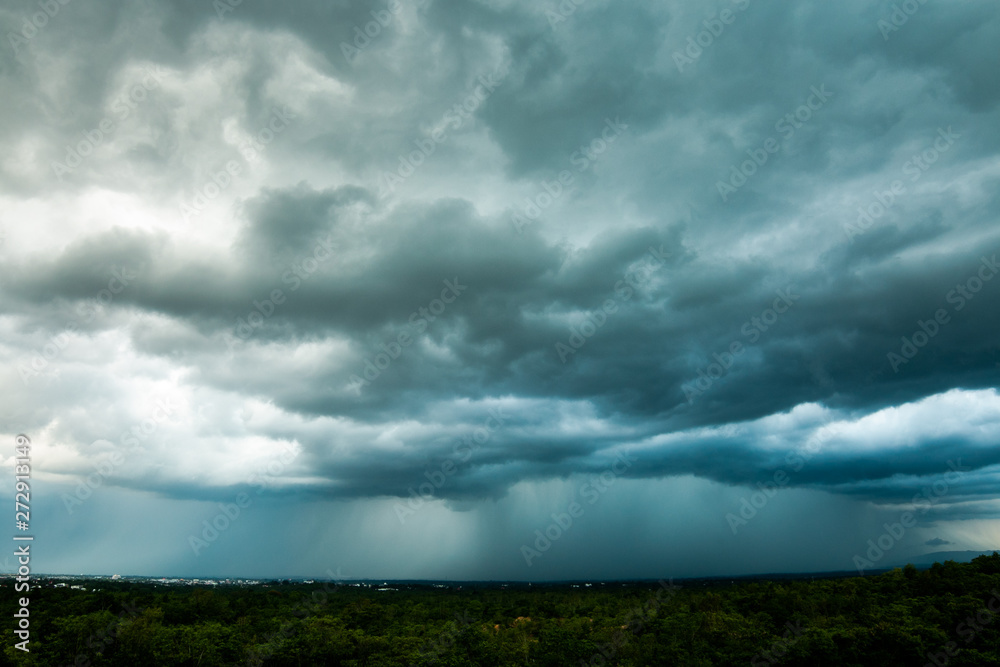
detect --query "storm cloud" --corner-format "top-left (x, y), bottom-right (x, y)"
top-left (1, 0), bottom-right (999, 580)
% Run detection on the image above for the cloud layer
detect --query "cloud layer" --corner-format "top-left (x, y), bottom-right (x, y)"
top-left (1, 0), bottom-right (999, 578)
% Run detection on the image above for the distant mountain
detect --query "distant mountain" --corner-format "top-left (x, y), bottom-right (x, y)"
top-left (891, 550), bottom-right (999, 569)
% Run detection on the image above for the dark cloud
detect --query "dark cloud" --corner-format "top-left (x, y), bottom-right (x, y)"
top-left (2, 0), bottom-right (999, 579)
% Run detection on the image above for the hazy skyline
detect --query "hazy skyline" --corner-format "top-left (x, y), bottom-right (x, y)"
top-left (1, 0), bottom-right (999, 581)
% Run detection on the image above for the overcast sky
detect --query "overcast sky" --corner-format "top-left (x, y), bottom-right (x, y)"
top-left (1, 0), bottom-right (999, 581)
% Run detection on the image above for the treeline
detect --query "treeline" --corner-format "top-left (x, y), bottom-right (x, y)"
top-left (2, 554), bottom-right (999, 666)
